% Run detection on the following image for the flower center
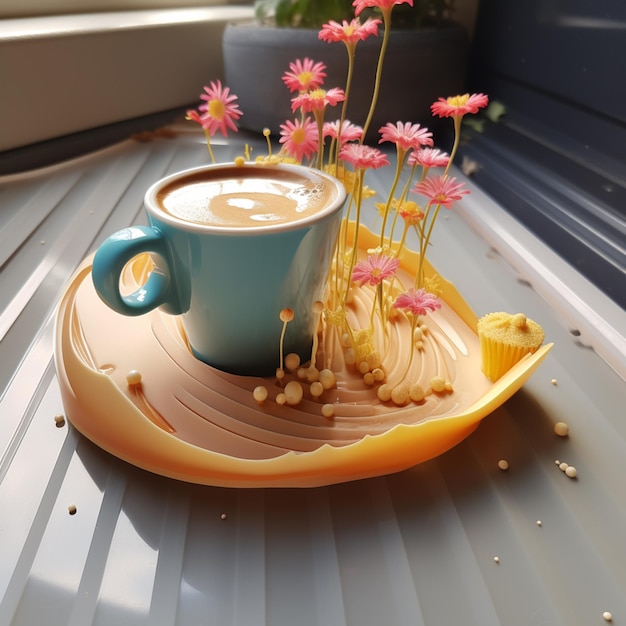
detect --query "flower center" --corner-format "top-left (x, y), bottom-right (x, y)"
top-left (298, 71), bottom-right (313, 87)
top-left (447, 94), bottom-right (469, 108)
top-left (291, 128), bottom-right (306, 144)
top-left (208, 99), bottom-right (225, 120)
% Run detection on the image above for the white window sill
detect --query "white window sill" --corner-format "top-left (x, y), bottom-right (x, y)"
top-left (0, 6), bottom-right (254, 151)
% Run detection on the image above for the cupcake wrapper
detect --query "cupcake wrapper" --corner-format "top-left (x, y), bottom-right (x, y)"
top-left (480, 336), bottom-right (536, 382)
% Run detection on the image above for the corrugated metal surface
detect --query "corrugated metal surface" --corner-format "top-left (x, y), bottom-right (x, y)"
top-left (1, 129), bottom-right (625, 626)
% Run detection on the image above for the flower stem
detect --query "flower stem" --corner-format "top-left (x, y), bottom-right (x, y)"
top-left (263, 127), bottom-right (273, 159)
top-left (415, 203), bottom-right (441, 288)
top-left (387, 161), bottom-right (418, 246)
top-left (395, 222), bottom-right (409, 258)
top-left (204, 129), bottom-right (216, 163)
top-left (334, 42), bottom-right (356, 168)
top-left (314, 110), bottom-right (325, 170)
top-left (444, 116), bottom-right (463, 176)
top-left (343, 169), bottom-right (364, 308)
top-left (361, 9), bottom-right (392, 141)
top-left (338, 194), bottom-right (356, 300)
top-left (379, 147), bottom-right (405, 246)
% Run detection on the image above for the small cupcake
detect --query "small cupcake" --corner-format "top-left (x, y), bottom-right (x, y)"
top-left (477, 312), bottom-right (544, 381)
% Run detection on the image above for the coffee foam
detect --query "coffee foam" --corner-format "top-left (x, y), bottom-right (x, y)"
top-left (156, 167), bottom-right (333, 228)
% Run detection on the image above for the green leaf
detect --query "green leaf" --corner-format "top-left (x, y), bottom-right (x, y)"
top-left (485, 101), bottom-right (507, 123)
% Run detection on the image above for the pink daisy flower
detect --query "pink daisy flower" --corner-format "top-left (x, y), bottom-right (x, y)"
top-left (393, 288), bottom-right (441, 316)
top-left (407, 147), bottom-right (450, 169)
top-left (318, 18), bottom-right (381, 44)
top-left (282, 58), bottom-right (327, 93)
top-left (353, 0), bottom-right (414, 16)
top-left (352, 253), bottom-right (400, 286)
top-left (323, 119), bottom-right (364, 144)
top-left (430, 93), bottom-right (489, 118)
top-left (197, 80), bottom-right (242, 137)
top-left (291, 87), bottom-right (346, 113)
top-left (279, 118), bottom-right (318, 162)
top-left (378, 121), bottom-right (433, 150)
top-left (412, 175), bottom-right (469, 208)
top-left (339, 143), bottom-right (390, 170)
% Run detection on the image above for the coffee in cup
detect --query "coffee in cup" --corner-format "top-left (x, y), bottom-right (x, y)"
top-left (91, 162), bottom-right (346, 376)
top-left (156, 165), bottom-right (335, 228)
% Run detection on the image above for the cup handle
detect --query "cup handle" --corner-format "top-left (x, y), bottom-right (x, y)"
top-left (92, 225), bottom-right (182, 316)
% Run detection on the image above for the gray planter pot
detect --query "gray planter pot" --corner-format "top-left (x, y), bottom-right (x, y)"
top-left (223, 22), bottom-right (469, 141)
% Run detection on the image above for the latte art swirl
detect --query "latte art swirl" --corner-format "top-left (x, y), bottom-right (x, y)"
top-left (157, 166), bottom-right (334, 228)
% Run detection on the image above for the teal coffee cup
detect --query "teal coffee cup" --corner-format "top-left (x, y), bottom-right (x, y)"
top-left (91, 162), bottom-right (346, 376)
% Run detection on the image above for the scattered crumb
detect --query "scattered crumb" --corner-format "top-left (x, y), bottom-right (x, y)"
top-left (493, 556), bottom-right (500, 564)
top-left (68, 504), bottom-right (77, 515)
top-left (54, 414), bottom-right (66, 428)
top-left (220, 513), bottom-right (227, 520)
top-left (603, 611), bottom-right (613, 622)
top-left (551, 378), bottom-right (558, 385)
top-left (565, 465), bottom-right (577, 479)
top-left (40, 240), bottom-right (46, 245)
top-left (554, 421), bottom-right (570, 437)
top-left (557, 460), bottom-right (578, 479)
top-left (536, 520), bottom-right (542, 527)
top-left (497, 459), bottom-right (509, 471)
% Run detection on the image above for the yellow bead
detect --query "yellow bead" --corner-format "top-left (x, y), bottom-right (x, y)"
top-left (284, 381), bottom-right (304, 405)
top-left (284, 353), bottom-right (301, 371)
top-left (310, 381), bottom-right (324, 398)
top-left (321, 404), bottom-right (334, 418)
top-left (126, 370), bottom-right (142, 386)
top-left (253, 386), bottom-right (268, 403)
top-left (319, 369), bottom-right (336, 389)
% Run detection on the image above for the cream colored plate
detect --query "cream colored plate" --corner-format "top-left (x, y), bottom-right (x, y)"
top-left (54, 226), bottom-right (551, 487)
